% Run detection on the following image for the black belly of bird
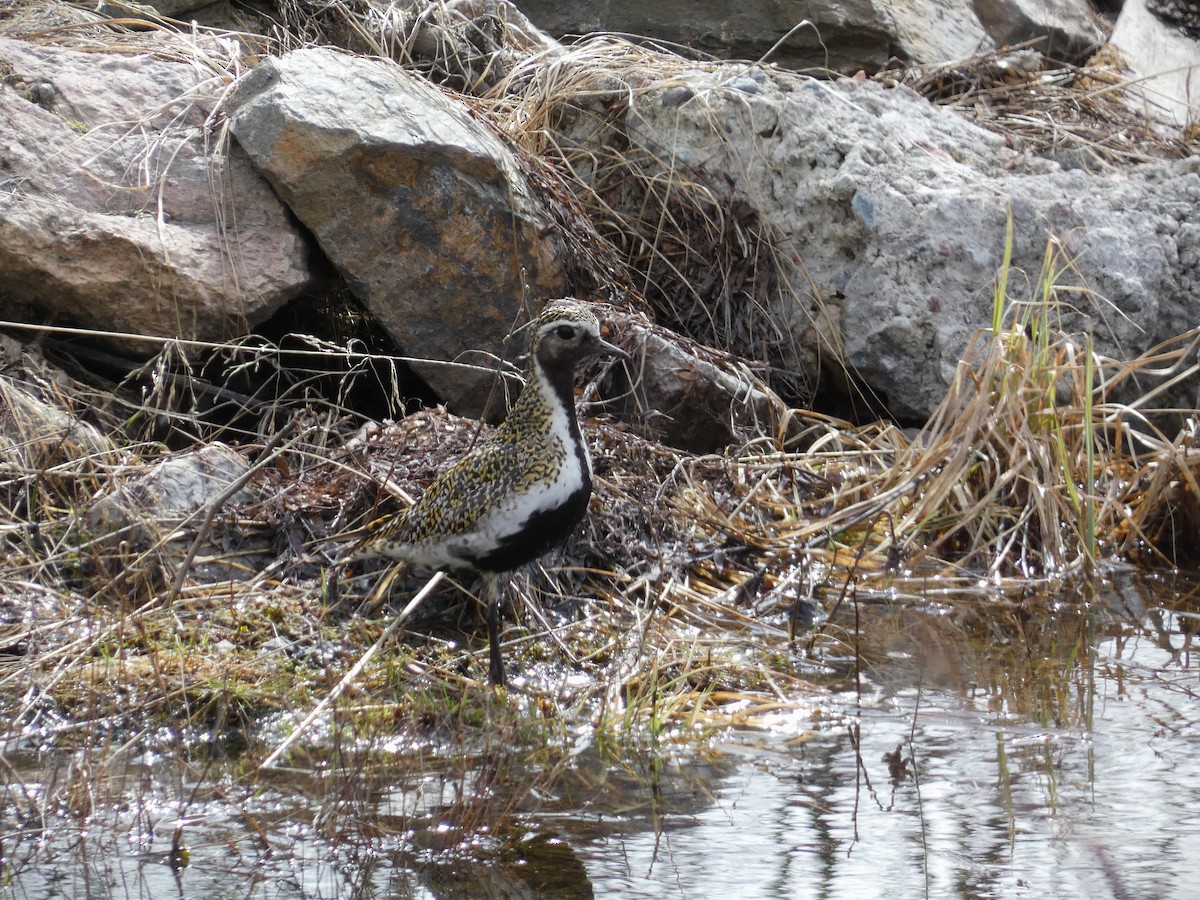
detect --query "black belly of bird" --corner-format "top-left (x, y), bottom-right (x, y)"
top-left (474, 482), bottom-right (592, 573)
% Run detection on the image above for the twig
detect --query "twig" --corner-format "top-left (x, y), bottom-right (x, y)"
top-left (260, 569), bottom-right (445, 770)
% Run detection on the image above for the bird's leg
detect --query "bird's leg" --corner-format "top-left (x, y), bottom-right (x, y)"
top-left (484, 572), bottom-right (506, 687)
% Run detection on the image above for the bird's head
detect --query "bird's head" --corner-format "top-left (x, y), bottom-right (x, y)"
top-left (530, 300), bottom-right (629, 371)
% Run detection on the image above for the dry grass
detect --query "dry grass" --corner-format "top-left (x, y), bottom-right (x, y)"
top-left (477, 35), bottom-right (822, 402)
top-left (878, 43), bottom-right (1195, 165)
top-left (3, 251), bottom-right (1196, 765)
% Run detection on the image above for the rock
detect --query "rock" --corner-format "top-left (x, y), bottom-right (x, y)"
top-left (0, 33), bottom-right (313, 347)
top-left (86, 442), bottom-right (270, 589)
top-left (90, 442), bottom-right (260, 523)
top-left (362, 0), bottom-right (560, 90)
top-left (513, 0), bottom-right (1105, 72)
top-left (883, 0), bottom-right (994, 68)
top-left (573, 68), bottom-right (1200, 421)
top-left (226, 47), bottom-right (570, 417)
top-left (515, 0), bottom-right (895, 72)
top-left (609, 310), bottom-right (791, 452)
top-left (974, 0), bottom-right (1108, 57)
top-left (0, 372), bottom-right (115, 465)
top-left (1109, 0), bottom-right (1200, 129)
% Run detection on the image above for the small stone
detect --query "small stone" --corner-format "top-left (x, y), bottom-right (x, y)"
top-left (724, 76), bottom-right (760, 94)
top-left (262, 636), bottom-right (292, 654)
top-left (30, 81), bottom-right (55, 107)
top-left (660, 85), bottom-right (695, 107)
top-left (828, 173), bottom-right (857, 198)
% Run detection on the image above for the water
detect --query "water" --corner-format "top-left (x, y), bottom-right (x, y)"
top-left (2, 571), bottom-right (1197, 899)
top-left (567, 570), bottom-right (1200, 899)
top-left (575, 700), bottom-right (1196, 899)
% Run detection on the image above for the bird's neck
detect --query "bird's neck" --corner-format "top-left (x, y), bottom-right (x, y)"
top-left (506, 354), bottom-right (581, 440)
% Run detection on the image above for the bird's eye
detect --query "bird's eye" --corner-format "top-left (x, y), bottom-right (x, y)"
top-left (555, 324), bottom-right (576, 340)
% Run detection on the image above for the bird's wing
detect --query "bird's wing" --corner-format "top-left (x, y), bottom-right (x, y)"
top-left (383, 432), bottom-right (552, 544)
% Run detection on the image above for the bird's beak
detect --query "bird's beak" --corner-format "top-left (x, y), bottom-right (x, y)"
top-left (594, 336), bottom-right (630, 360)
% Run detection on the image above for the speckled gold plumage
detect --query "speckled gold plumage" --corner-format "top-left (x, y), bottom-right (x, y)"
top-left (370, 417), bottom-right (565, 544)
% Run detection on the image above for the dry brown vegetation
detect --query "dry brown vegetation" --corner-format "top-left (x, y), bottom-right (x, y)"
top-left (3, 238), bottom-right (1197, 770)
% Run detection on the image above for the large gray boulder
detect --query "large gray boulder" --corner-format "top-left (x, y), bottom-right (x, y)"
top-left (1109, 0), bottom-right (1200, 129)
top-left (226, 48), bottom-right (570, 417)
top-left (513, 0), bottom-right (1106, 72)
top-left (581, 69), bottom-right (1200, 420)
top-left (0, 34), bottom-right (312, 344)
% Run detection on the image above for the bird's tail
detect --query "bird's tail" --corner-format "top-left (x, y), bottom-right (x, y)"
top-left (308, 511), bottom-right (406, 564)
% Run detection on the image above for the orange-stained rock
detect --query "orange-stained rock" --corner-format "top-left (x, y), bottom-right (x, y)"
top-left (227, 48), bottom-right (570, 417)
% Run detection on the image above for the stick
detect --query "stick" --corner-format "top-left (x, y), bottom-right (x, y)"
top-left (259, 569), bottom-right (444, 770)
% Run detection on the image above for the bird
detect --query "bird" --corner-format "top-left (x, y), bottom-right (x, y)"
top-left (344, 299), bottom-right (628, 686)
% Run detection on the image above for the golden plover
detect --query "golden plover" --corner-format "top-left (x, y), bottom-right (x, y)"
top-left (347, 300), bottom-right (628, 685)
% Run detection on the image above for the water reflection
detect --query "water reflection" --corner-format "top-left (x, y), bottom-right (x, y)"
top-left (570, 571), bottom-right (1200, 899)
